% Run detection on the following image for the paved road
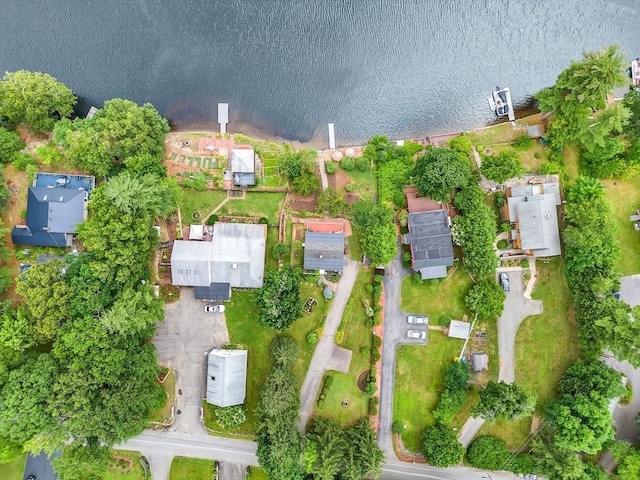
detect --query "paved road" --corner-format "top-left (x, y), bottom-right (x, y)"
top-left (496, 269), bottom-right (543, 383)
top-left (378, 240), bottom-right (426, 458)
top-left (153, 288), bottom-right (230, 435)
top-left (298, 259), bottom-right (359, 431)
top-left (24, 450), bottom-right (60, 480)
top-left (121, 430), bottom-right (520, 480)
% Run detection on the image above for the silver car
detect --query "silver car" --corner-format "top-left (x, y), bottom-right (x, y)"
top-left (407, 330), bottom-right (427, 340)
top-left (499, 272), bottom-right (510, 293)
top-left (406, 315), bottom-right (429, 325)
top-left (205, 304), bottom-right (226, 313)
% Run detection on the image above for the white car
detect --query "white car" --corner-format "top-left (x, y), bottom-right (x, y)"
top-left (205, 304), bottom-right (225, 313)
top-left (406, 315), bottom-right (428, 325)
top-left (407, 330), bottom-right (426, 340)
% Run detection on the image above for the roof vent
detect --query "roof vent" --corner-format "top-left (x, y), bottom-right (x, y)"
top-left (59, 196), bottom-right (64, 201)
top-left (232, 264), bottom-right (238, 269)
top-left (43, 195), bottom-right (48, 201)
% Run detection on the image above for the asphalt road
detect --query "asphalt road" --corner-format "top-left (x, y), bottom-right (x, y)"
top-left (24, 450), bottom-right (60, 480)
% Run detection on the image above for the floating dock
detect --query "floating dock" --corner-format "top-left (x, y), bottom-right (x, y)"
top-left (488, 87), bottom-right (515, 122)
top-left (328, 123), bottom-right (335, 150)
top-left (218, 103), bottom-right (229, 134)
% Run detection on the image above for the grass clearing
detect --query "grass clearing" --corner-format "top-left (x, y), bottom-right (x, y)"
top-left (563, 145), bottom-right (580, 181)
top-left (488, 143), bottom-right (548, 173)
top-left (217, 192), bottom-right (285, 225)
top-left (102, 450), bottom-right (147, 480)
top-left (0, 453), bottom-right (26, 480)
top-left (178, 189), bottom-right (228, 223)
top-left (394, 332), bottom-right (464, 453)
top-left (476, 416), bottom-right (533, 450)
top-left (150, 368), bottom-right (175, 424)
top-left (601, 176), bottom-right (640, 276)
top-left (400, 266), bottom-right (473, 322)
top-left (169, 457), bottom-right (214, 480)
top-left (344, 168), bottom-right (376, 197)
top-left (247, 466), bottom-right (269, 479)
top-left (467, 123), bottom-right (521, 146)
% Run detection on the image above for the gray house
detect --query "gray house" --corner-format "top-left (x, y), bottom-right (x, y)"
top-left (231, 148), bottom-right (256, 187)
top-left (206, 349), bottom-right (247, 407)
top-left (171, 223), bottom-right (266, 290)
top-left (303, 230), bottom-right (345, 274)
top-left (408, 210), bottom-right (454, 280)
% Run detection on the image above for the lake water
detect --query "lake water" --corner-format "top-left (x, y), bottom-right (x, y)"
top-left (1, 0), bottom-right (639, 146)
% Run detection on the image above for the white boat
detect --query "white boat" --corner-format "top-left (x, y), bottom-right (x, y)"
top-left (488, 86), bottom-right (515, 121)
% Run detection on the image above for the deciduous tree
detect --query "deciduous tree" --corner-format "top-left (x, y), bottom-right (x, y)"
top-left (421, 424), bottom-right (465, 467)
top-left (414, 147), bottom-right (471, 203)
top-left (0, 127), bottom-right (24, 163)
top-left (471, 381), bottom-right (535, 421)
top-left (467, 436), bottom-right (510, 471)
top-left (481, 150), bottom-right (523, 183)
top-left (253, 267), bottom-right (302, 331)
top-left (465, 279), bottom-right (505, 321)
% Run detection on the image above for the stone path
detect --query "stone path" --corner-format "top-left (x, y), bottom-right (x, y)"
top-left (298, 259), bottom-right (359, 431)
top-left (317, 154), bottom-right (329, 190)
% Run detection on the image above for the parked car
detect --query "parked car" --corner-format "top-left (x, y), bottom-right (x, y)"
top-left (407, 330), bottom-right (427, 340)
top-left (204, 304), bottom-right (225, 313)
top-left (499, 272), bottom-right (510, 293)
top-left (27, 476), bottom-right (36, 480)
top-left (406, 314), bottom-right (428, 325)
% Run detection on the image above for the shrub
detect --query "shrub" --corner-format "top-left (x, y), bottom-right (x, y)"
top-left (374, 274), bottom-right (384, 283)
top-left (306, 332), bottom-right (318, 344)
top-left (521, 259), bottom-right (529, 268)
top-left (365, 283), bottom-right (373, 293)
top-left (259, 217), bottom-right (268, 224)
top-left (620, 382), bottom-right (633, 406)
top-left (317, 399), bottom-right (324, 406)
top-left (35, 145), bottom-right (63, 165)
top-left (514, 133), bottom-right (534, 149)
top-left (495, 195), bottom-right (505, 208)
top-left (365, 318), bottom-right (374, 328)
top-left (501, 221), bottom-right (511, 233)
top-left (345, 184), bottom-right (354, 192)
top-left (325, 161), bottom-right (337, 174)
top-left (433, 389), bottom-right (467, 425)
top-left (422, 425), bottom-right (465, 467)
top-left (214, 405), bottom-right (247, 430)
top-left (534, 151), bottom-right (543, 159)
top-left (372, 335), bottom-right (382, 348)
top-left (19, 209), bottom-right (26, 219)
top-left (361, 347), bottom-right (370, 356)
top-left (412, 272), bottom-right (422, 283)
top-left (439, 315), bottom-right (451, 327)
top-left (467, 436), bottom-right (510, 470)
top-left (497, 239), bottom-right (509, 249)
top-left (539, 161), bottom-right (562, 175)
top-left (371, 348), bottom-right (381, 363)
top-left (340, 156), bottom-right (355, 170)
top-left (392, 421), bottom-right (403, 434)
top-left (355, 156), bottom-right (370, 171)
top-left (365, 382), bottom-right (377, 396)
top-left (323, 286), bottom-right (334, 299)
top-left (13, 152), bottom-right (37, 170)
top-left (324, 375), bottom-right (333, 387)
top-left (319, 393), bottom-right (326, 400)
top-left (402, 252), bottom-right (411, 262)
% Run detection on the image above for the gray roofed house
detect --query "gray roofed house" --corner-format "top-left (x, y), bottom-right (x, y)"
top-left (505, 183), bottom-right (561, 257)
top-left (206, 349), bottom-right (247, 407)
top-left (231, 148), bottom-right (256, 186)
top-left (12, 187), bottom-right (88, 247)
top-left (170, 223), bottom-right (266, 290)
top-left (303, 231), bottom-right (345, 273)
top-left (408, 210), bottom-right (454, 280)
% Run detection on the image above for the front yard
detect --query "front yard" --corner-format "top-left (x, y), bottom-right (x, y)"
top-left (169, 457), bottom-right (215, 480)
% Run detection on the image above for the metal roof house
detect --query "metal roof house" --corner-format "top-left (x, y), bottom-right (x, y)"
top-left (407, 210), bottom-right (454, 280)
top-left (12, 187), bottom-right (88, 247)
top-left (206, 349), bottom-right (247, 407)
top-left (504, 183), bottom-right (561, 257)
top-left (231, 148), bottom-right (256, 187)
top-left (303, 223), bottom-right (345, 274)
top-left (171, 223), bottom-right (266, 290)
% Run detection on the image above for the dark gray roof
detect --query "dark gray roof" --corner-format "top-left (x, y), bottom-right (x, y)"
top-left (206, 349), bottom-right (247, 407)
top-left (304, 231), bottom-right (344, 272)
top-left (195, 282), bottom-right (231, 301)
top-left (12, 186), bottom-right (87, 247)
top-left (408, 210), bottom-right (454, 270)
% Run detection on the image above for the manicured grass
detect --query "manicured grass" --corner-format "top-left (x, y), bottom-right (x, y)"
top-left (467, 123), bottom-right (521, 146)
top-left (103, 450), bottom-right (147, 480)
top-left (217, 192), bottom-right (285, 225)
top-left (344, 168), bottom-right (376, 198)
top-left (601, 176), bottom-right (640, 276)
top-left (0, 453), bottom-right (26, 480)
top-left (400, 267), bottom-right (473, 322)
top-left (178, 189), bottom-right (228, 223)
top-left (348, 231), bottom-right (364, 261)
top-left (394, 332), bottom-right (465, 453)
top-left (476, 416), bottom-right (533, 451)
top-left (488, 143), bottom-right (548, 174)
top-left (515, 258), bottom-right (581, 413)
top-left (312, 268), bottom-right (373, 426)
top-left (150, 368), bottom-right (175, 424)
top-left (169, 457), bottom-right (214, 480)
top-left (247, 466), bottom-right (269, 480)
top-left (265, 226), bottom-right (279, 272)
top-left (230, 134), bottom-right (289, 187)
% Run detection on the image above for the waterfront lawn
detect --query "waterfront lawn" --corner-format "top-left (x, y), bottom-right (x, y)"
top-left (178, 189), bottom-right (228, 223)
top-left (601, 176), bottom-right (640, 276)
top-left (394, 332), bottom-right (463, 453)
top-left (233, 134), bottom-right (289, 187)
top-left (344, 168), bottom-right (376, 198)
top-left (169, 457), bottom-right (214, 480)
top-left (467, 122), bottom-right (521, 146)
top-left (0, 453), bottom-right (26, 480)
top-left (216, 191), bottom-right (285, 225)
top-left (400, 266), bottom-right (473, 322)
top-left (312, 268), bottom-right (373, 426)
top-left (489, 143), bottom-right (547, 174)
top-left (149, 368), bottom-right (175, 424)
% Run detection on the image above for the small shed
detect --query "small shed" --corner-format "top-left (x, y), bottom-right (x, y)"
top-left (471, 352), bottom-right (489, 372)
top-left (189, 224), bottom-right (204, 240)
top-left (206, 349), bottom-right (247, 407)
top-left (448, 320), bottom-right (471, 340)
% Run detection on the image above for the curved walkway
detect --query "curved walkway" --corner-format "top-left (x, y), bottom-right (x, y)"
top-left (298, 259), bottom-right (359, 431)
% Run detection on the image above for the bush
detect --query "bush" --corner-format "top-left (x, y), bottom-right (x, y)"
top-left (369, 404), bottom-right (378, 415)
top-left (325, 161), bottom-right (337, 174)
top-left (259, 217), bottom-right (268, 224)
top-left (345, 184), bottom-right (354, 192)
top-left (365, 283), bottom-right (374, 293)
top-left (306, 332), bottom-right (318, 344)
top-left (495, 195), bottom-right (505, 208)
top-left (372, 335), bottom-right (382, 348)
top-left (521, 259), bottom-right (529, 268)
top-left (392, 421), bottom-right (403, 434)
top-left (412, 272), bottom-right (422, 284)
top-left (539, 161), bottom-right (562, 175)
top-left (422, 424), bottom-right (466, 467)
top-left (429, 278), bottom-right (440, 285)
top-left (340, 156), bottom-right (355, 170)
top-left (317, 399), bottom-right (324, 406)
top-left (35, 145), bottom-right (63, 165)
top-left (319, 393), bottom-right (326, 400)
top-left (501, 221), bottom-right (511, 233)
top-left (361, 347), bottom-right (370, 356)
top-left (324, 375), bottom-right (333, 387)
top-left (355, 156), bottom-right (370, 171)
top-left (402, 252), bottom-right (411, 262)
top-left (534, 151), bottom-right (543, 159)
top-left (374, 274), bottom-right (384, 283)
top-left (214, 405), bottom-right (247, 430)
top-left (439, 315), bottom-right (451, 327)
top-left (365, 382), bottom-right (377, 396)
top-left (433, 389), bottom-right (467, 425)
top-left (514, 133), bottom-right (534, 149)
top-left (371, 348), bottom-right (381, 363)
top-left (365, 318), bottom-right (374, 328)
top-left (497, 239), bottom-right (509, 249)
top-left (467, 436), bottom-right (510, 470)
top-left (13, 152), bottom-right (37, 170)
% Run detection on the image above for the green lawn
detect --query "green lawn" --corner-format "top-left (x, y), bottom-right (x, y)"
top-left (247, 466), bottom-right (269, 480)
top-left (169, 457), bottom-right (214, 480)
top-left (150, 368), bottom-right (175, 424)
top-left (312, 268), bottom-right (373, 426)
top-left (344, 168), bottom-right (376, 198)
top-left (601, 176), bottom-right (640, 276)
top-left (487, 143), bottom-right (548, 174)
top-left (0, 453), bottom-right (26, 480)
top-left (476, 416), bottom-right (533, 450)
top-left (178, 189), bottom-right (228, 223)
top-left (216, 192), bottom-right (285, 225)
top-left (467, 123), bottom-right (521, 146)
top-left (563, 145), bottom-right (580, 181)
top-left (265, 226), bottom-right (279, 272)
top-left (102, 451), bottom-right (147, 480)
top-left (206, 281), bottom-right (327, 435)
top-left (394, 332), bottom-right (464, 453)
top-left (483, 192), bottom-right (502, 231)
top-left (400, 267), bottom-right (473, 322)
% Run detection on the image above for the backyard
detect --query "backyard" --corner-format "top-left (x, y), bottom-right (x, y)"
top-left (178, 189), bottom-right (228, 224)
top-left (216, 191), bottom-right (285, 225)
top-left (169, 457), bottom-right (215, 480)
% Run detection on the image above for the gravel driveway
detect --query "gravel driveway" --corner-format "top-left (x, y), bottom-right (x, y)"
top-left (153, 287), bottom-right (230, 434)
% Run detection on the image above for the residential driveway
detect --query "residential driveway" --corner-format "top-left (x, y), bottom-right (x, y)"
top-left (497, 269), bottom-right (543, 383)
top-left (24, 450), bottom-right (60, 480)
top-left (378, 241), bottom-right (419, 458)
top-left (153, 287), bottom-right (230, 434)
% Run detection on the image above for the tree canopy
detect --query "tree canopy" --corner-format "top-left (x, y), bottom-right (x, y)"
top-left (471, 381), bottom-right (536, 421)
top-left (352, 200), bottom-right (397, 265)
top-left (414, 147), bottom-right (471, 203)
top-left (480, 150), bottom-right (523, 183)
top-left (465, 279), bottom-right (505, 321)
top-left (0, 71), bottom-right (76, 133)
top-left (466, 436), bottom-right (510, 471)
top-left (421, 424), bottom-right (465, 467)
top-left (253, 267), bottom-right (303, 331)
top-left (0, 127), bottom-right (25, 163)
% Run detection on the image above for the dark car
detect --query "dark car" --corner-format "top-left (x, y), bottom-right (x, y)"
top-left (27, 476), bottom-right (36, 480)
top-left (499, 272), bottom-right (510, 293)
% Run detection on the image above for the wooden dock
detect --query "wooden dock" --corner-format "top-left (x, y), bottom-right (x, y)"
top-left (218, 103), bottom-right (229, 134)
